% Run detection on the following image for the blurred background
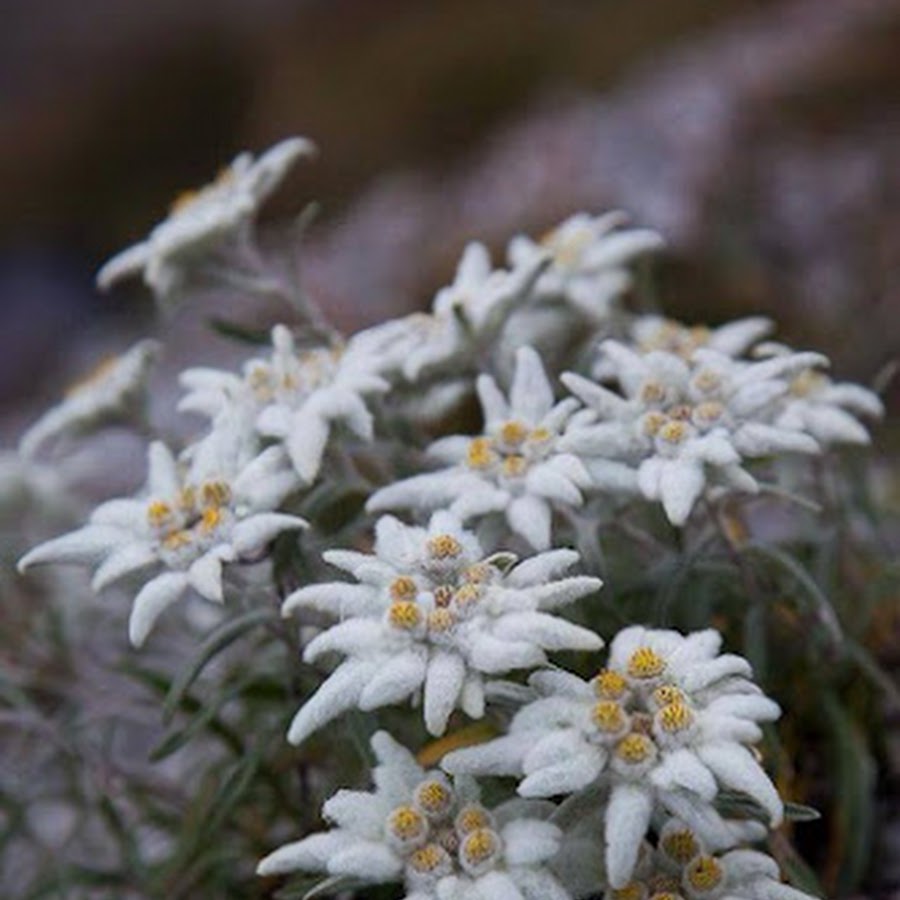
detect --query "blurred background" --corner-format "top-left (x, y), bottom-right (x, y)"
top-left (1, 0), bottom-right (898, 427)
top-left (2, 2), bottom-right (900, 896)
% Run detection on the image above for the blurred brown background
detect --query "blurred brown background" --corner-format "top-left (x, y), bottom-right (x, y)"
top-left (1, 0), bottom-right (898, 419)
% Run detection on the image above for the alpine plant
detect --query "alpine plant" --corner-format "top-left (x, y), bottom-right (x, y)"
top-left (10, 134), bottom-right (882, 898)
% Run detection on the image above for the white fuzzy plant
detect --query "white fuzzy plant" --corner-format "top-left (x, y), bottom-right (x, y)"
top-left (12, 136), bottom-right (885, 900)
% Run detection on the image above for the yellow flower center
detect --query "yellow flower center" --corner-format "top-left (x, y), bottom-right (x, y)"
top-left (456, 805), bottom-right (490, 834)
top-left (414, 780), bottom-right (454, 815)
top-left (660, 828), bottom-right (701, 865)
top-left (408, 843), bottom-right (448, 873)
top-left (387, 805), bottom-right (427, 841)
top-left (427, 609), bottom-right (456, 633)
top-left (642, 411), bottom-right (668, 437)
top-left (390, 576), bottom-right (418, 602)
top-left (147, 500), bottom-right (173, 528)
top-left (656, 701), bottom-right (695, 734)
top-left (454, 584), bottom-right (481, 609)
top-left (651, 684), bottom-right (684, 708)
top-left (594, 669), bottom-right (628, 699)
top-left (685, 856), bottom-right (724, 893)
top-left (200, 480), bottom-right (231, 507)
top-left (611, 882), bottom-right (648, 900)
top-left (693, 401), bottom-right (724, 424)
top-left (501, 454), bottom-right (527, 477)
top-left (658, 420), bottom-right (689, 444)
top-left (627, 646), bottom-right (667, 680)
top-left (615, 732), bottom-right (655, 764)
top-left (162, 530), bottom-right (192, 550)
top-left (176, 486), bottom-right (196, 512)
top-left (528, 426), bottom-right (552, 443)
top-left (388, 601), bottom-right (422, 630)
top-left (499, 420), bottom-right (528, 446)
top-left (462, 563), bottom-right (490, 584)
top-left (640, 380), bottom-right (668, 405)
top-left (466, 437), bottom-right (497, 470)
top-left (432, 584), bottom-right (454, 607)
top-left (427, 534), bottom-right (463, 560)
top-left (199, 506), bottom-right (224, 534)
top-left (592, 701), bottom-right (627, 733)
top-left (461, 828), bottom-right (499, 866)
top-left (693, 370), bottom-right (721, 395)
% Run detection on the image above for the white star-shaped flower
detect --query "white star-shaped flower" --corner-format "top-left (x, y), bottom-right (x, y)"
top-left (752, 342), bottom-right (884, 447)
top-left (367, 346), bottom-right (592, 550)
top-left (179, 324), bottom-right (389, 483)
top-left (19, 339), bottom-right (159, 459)
top-left (629, 314), bottom-right (774, 361)
top-left (282, 511), bottom-right (602, 744)
top-left (18, 434), bottom-right (306, 646)
top-left (353, 240), bottom-right (548, 389)
top-left (257, 731), bottom-right (572, 900)
top-left (97, 136), bottom-right (316, 304)
top-left (561, 339), bottom-right (826, 524)
top-left (508, 212), bottom-right (663, 323)
top-left (443, 626), bottom-right (783, 889)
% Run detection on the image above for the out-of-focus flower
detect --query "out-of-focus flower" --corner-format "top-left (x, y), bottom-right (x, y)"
top-left (180, 324), bottom-right (388, 483)
top-left (368, 346), bottom-right (591, 549)
top-left (508, 212), bottom-right (663, 323)
top-left (19, 339), bottom-right (159, 459)
top-left (282, 510), bottom-right (601, 744)
top-left (444, 625), bottom-right (782, 888)
top-left (257, 731), bottom-right (572, 900)
top-left (629, 315), bottom-right (773, 361)
top-left (18, 437), bottom-right (306, 646)
top-left (97, 137), bottom-right (316, 304)
top-left (753, 341), bottom-right (884, 446)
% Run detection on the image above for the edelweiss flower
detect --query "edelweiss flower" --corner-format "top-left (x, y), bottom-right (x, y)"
top-left (629, 315), bottom-right (773, 361)
top-left (180, 324), bottom-right (389, 483)
top-left (508, 212), bottom-right (663, 322)
top-left (367, 346), bottom-right (592, 550)
top-left (606, 821), bottom-right (815, 900)
top-left (561, 339), bottom-right (825, 524)
top-left (361, 241), bottom-right (548, 383)
top-left (19, 339), bottom-right (159, 459)
top-left (97, 136), bottom-right (316, 303)
top-left (258, 731), bottom-right (572, 900)
top-left (282, 511), bottom-right (601, 744)
top-left (753, 342), bottom-right (884, 446)
top-left (443, 626), bottom-right (782, 888)
top-left (18, 436), bottom-right (306, 646)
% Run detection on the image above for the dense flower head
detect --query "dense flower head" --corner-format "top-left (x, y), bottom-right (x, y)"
top-left (368, 345), bottom-right (592, 549)
top-left (96, 136), bottom-right (316, 304)
top-left (603, 820), bottom-right (815, 900)
top-left (18, 435), bottom-right (306, 646)
top-left (282, 511), bottom-right (602, 744)
top-left (180, 324), bottom-right (389, 483)
top-left (561, 336), bottom-right (828, 524)
top-left (443, 626), bottom-right (782, 888)
top-left (19, 339), bottom-right (160, 459)
top-left (507, 212), bottom-right (664, 323)
top-left (257, 731), bottom-right (572, 900)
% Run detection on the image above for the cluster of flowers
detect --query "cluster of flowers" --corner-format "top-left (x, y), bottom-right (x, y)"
top-left (11, 136), bottom-right (884, 898)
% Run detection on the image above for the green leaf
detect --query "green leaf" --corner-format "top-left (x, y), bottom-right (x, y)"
top-left (163, 608), bottom-right (276, 722)
top-left (208, 317), bottom-right (272, 345)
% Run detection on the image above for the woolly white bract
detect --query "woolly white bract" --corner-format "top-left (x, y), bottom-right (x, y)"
top-left (96, 136), bottom-right (316, 304)
top-left (180, 324), bottom-right (389, 483)
top-left (443, 625), bottom-right (782, 888)
top-left (368, 346), bottom-right (592, 550)
top-left (508, 212), bottom-right (664, 323)
top-left (283, 511), bottom-right (602, 744)
top-left (561, 339), bottom-right (827, 525)
top-left (19, 339), bottom-right (159, 459)
top-left (18, 434), bottom-right (306, 646)
top-left (258, 731), bottom-right (572, 900)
